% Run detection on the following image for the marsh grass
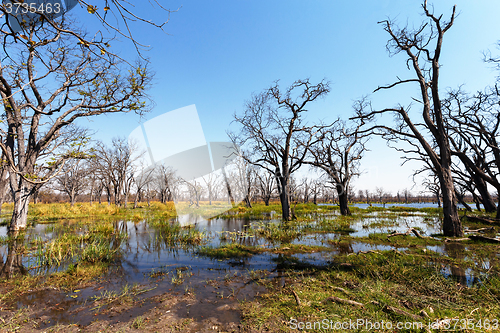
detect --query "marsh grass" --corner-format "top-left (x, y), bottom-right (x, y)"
top-left (241, 250), bottom-right (500, 332)
top-left (198, 244), bottom-right (263, 259)
top-left (0, 262), bottom-right (108, 304)
top-left (25, 202), bottom-right (177, 222)
top-left (339, 232), bottom-right (443, 248)
top-left (91, 283), bottom-right (156, 311)
top-left (147, 219), bottom-right (207, 246)
top-left (197, 243), bottom-right (329, 260)
top-left (31, 224), bottom-right (127, 267)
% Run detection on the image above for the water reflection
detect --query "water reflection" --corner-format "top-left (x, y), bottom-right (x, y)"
top-left (0, 231), bottom-right (27, 278)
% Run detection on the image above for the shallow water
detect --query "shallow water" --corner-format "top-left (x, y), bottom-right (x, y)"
top-left (0, 209), bottom-right (492, 327)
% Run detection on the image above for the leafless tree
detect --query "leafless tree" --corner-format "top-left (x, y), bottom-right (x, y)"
top-left (444, 88), bottom-right (500, 217)
top-left (184, 179), bottom-right (203, 208)
top-left (422, 172), bottom-right (441, 207)
top-left (353, 1), bottom-right (463, 236)
top-left (256, 169), bottom-right (276, 206)
top-left (230, 79), bottom-right (330, 220)
top-left (93, 138), bottom-right (140, 207)
top-left (201, 172), bottom-right (219, 205)
top-left (304, 116), bottom-right (368, 215)
top-left (155, 164), bottom-right (178, 204)
top-left (374, 187), bottom-right (385, 204)
top-left (54, 159), bottom-right (89, 206)
top-left (0, 0), bottom-right (179, 233)
top-left (132, 163), bottom-right (155, 209)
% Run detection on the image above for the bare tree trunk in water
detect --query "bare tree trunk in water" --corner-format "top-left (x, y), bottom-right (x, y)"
top-left (338, 189), bottom-right (351, 216)
top-left (278, 176), bottom-right (291, 221)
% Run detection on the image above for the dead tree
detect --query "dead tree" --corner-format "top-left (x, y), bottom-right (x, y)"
top-left (304, 117), bottom-right (368, 215)
top-left (444, 88), bottom-right (500, 217)
top-left (230, 79), bottom-right (330, 220)
top-left (54, 159), bottom-right (89, 206)
top-left (353, 1), bottom-right (463, 236)
top-left (422, 173), bottom-right (441, 207)
top-left (256, 170), bottom-right (276, 206)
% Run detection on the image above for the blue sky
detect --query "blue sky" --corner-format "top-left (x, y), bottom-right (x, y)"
top-left (74, 0), bottom-right (500, 194)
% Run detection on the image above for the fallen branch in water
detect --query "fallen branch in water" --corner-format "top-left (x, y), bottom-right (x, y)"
top-left (388, 228), bottom-right (428, 239)
top-left (468, 235), bottom-right (500, 243)
top-left (445, 234), bottom-right (500, 243)
top-left (465, 227), bottom-right (495, 233)
top-left (462, 215), bottom-right (500, 225)
top-left (323, 296), bottom-right (364, 308)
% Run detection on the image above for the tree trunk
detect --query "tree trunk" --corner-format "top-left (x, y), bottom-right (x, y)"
top-left (134, 191), bottom-right (139, 209)
top-left (222, 167), bottom-right (235, 206)
top-left (10, 183), bottom-right (31, 231)
top-left (278, 177), bottom-right (291, 221)
top-left (440, 173), bottom-right (463, 237)
top-left (337, 187), bottom-right (351, 216)
top-left (70, 188), bottom-right (76, 207)
top-left (496, 200), bottom-right (500, 220)
top-left (472, 192), bottom-right (481, 211)
top-left (472, 174), bottom-right (496, 213)
top-left (244, 196), bottom-right (252, 208)
top-left (435, 191), bottom-right (441, 208)
top-left (106, 187), bottom-right (111, 205)
top-left (455, 189), bottom-right (472, 212)
top-left (263, 196), bottom-right (270, 206)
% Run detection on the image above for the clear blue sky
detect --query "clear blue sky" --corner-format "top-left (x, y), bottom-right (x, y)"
top-left (73, 0), bottom-right (500, 195)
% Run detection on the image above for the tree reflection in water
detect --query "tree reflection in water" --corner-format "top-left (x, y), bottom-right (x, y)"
top-left (0, 231), bottom-right (27, 278)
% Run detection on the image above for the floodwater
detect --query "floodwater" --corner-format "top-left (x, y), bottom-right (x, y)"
top-left (0, 208), bottom-right (496, 328)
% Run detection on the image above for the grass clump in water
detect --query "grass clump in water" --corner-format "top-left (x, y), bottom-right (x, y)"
top-left (197, 244), bottom-right (263, 259)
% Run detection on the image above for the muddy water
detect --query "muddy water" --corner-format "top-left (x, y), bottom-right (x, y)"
top-left (0, 212), bottom-right (493, 328)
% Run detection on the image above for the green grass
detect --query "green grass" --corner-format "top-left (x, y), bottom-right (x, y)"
top-left (339, 232), bottom-right (444, 247)
top-left (198, 243), bottom-right (263, 259)
top-left (198, 243), bottom-right (330, 260)
top-left (241, 250), bottom-right (500, 332)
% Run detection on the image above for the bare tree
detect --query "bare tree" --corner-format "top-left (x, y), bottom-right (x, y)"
top-left (353, 1), bottom-right (463, 236)
top-left (94, 138), bottom-right (139, 207)
top-left (422, 173), bottom-right (441, 207)
top-left (444, 88), bottom-right (500, 217)
top-left (256, 169), bottom-right (276, 206)
top-left (304, 116), bottom-right (368, 215)
top-left (201, 172), bottom-right (219, 205)
top-left (230, 79), bottom-right (330, 220)
top-left (54, 159), bottom-right (88, 206)
top-left (132, 163), bottom-right (156, 209)
top-left (184, 179), bottom-right (203, 208)
top-left (375, 187), bottom-right (385, 204)
top-left (155, 164), bottom-right (178, 204)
